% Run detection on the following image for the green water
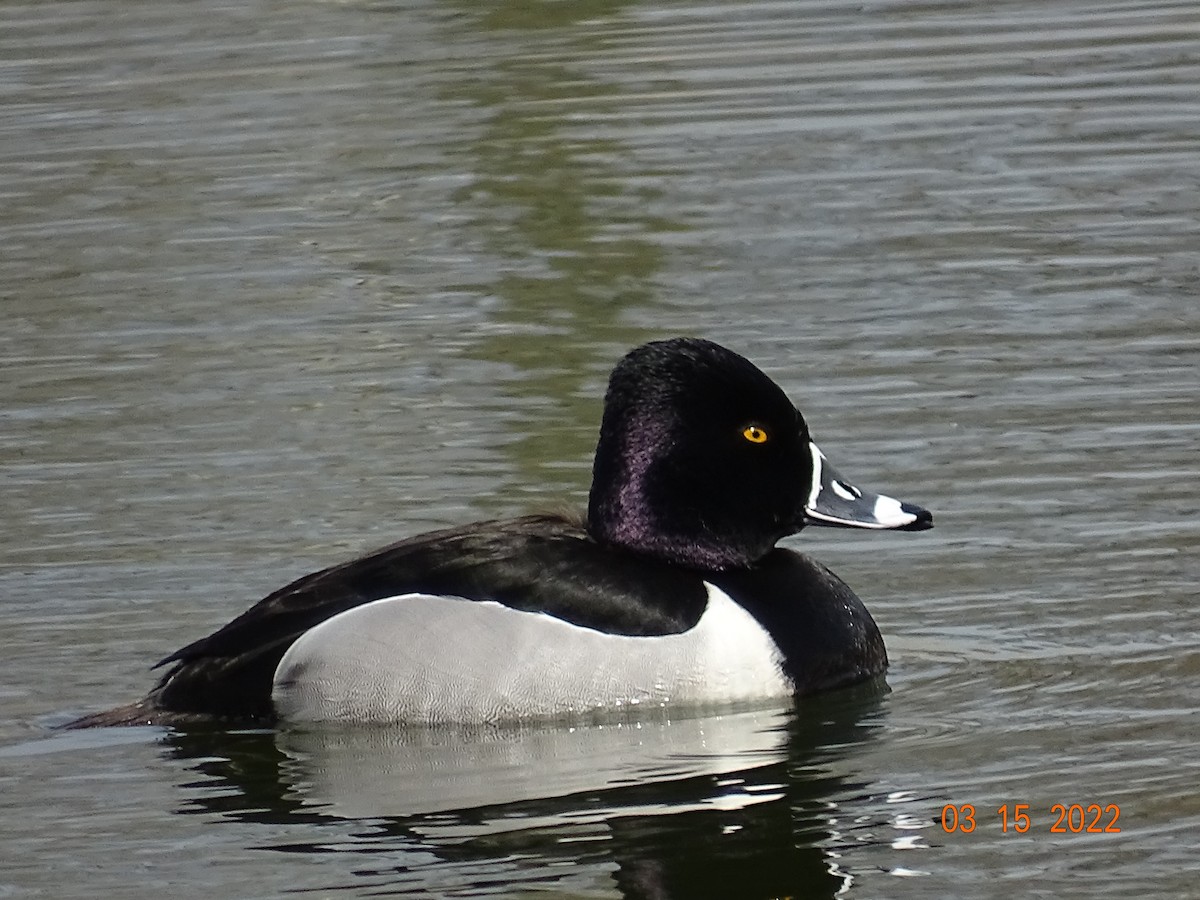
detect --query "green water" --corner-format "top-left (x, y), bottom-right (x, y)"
top-left (2, 0), bottom-right (1197, 896)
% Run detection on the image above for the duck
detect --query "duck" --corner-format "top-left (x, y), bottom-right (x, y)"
top-left (71, 337), bottom-right (932, 728)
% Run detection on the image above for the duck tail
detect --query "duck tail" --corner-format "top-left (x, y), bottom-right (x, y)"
top-left (61, 701), bottom-right (160, 729)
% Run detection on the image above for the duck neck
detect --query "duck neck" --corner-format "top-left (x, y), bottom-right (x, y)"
top-left (586, 448), bottom-right (762, 572)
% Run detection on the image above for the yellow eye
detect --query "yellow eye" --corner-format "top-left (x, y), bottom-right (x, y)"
top-left (742, 425), bottom-right (769, 444)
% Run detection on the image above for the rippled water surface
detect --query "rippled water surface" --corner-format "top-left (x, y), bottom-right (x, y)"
top-left (3, 0), bottom-right (1197, 897)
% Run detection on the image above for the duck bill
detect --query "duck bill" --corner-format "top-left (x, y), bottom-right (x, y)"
top-left (802, 443), bottom-right (933, 531)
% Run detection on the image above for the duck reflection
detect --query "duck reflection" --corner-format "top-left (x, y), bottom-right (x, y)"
top-left (166, 682), bottom-right (906, 899)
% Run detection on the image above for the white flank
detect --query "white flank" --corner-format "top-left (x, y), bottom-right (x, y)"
top-left (272, 585), bottom-right (789, 725)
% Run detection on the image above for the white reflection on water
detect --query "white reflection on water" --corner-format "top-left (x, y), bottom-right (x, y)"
top-left (276, 705), bottom-right (792, 823)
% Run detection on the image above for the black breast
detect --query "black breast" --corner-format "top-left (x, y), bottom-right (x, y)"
top-left (708, 548), bottom-right (887, 695)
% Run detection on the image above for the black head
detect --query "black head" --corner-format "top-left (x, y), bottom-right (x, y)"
top-left (586, 338), bottom-right (931, 571)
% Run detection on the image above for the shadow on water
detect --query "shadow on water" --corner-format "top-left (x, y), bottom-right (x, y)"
top-left (163, 681), bottom-right (911, 898)
top-left (446, 0), bottom-right (675, 351)
top-left (434, 0), bottom-right (685, 507)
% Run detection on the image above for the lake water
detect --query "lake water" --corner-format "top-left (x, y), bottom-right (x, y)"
top-left (2, 0), bottom-right (1197, 897)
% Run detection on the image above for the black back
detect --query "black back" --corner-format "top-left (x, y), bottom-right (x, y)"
top-left (148, 514), bottom-right (710, 721)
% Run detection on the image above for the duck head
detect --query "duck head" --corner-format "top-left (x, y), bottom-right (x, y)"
top-left (586, 338), bottom-right (932, 570)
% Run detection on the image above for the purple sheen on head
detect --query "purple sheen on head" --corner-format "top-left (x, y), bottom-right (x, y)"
top-left (585, 339), bottom-right (811, 571)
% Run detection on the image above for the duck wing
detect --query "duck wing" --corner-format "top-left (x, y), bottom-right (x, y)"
top-left (147, 513), bottom-right (707, 722)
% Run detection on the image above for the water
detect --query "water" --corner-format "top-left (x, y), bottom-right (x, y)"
top-left (2, 0), bottom-right (1197, 896)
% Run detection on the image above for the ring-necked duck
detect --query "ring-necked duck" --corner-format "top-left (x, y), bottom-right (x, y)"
top-left (72, 338), bottom-right (931, 727)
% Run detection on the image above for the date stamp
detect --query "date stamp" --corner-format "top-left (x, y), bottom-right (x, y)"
top-left (940, 803), bottom-right (1121, 834)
